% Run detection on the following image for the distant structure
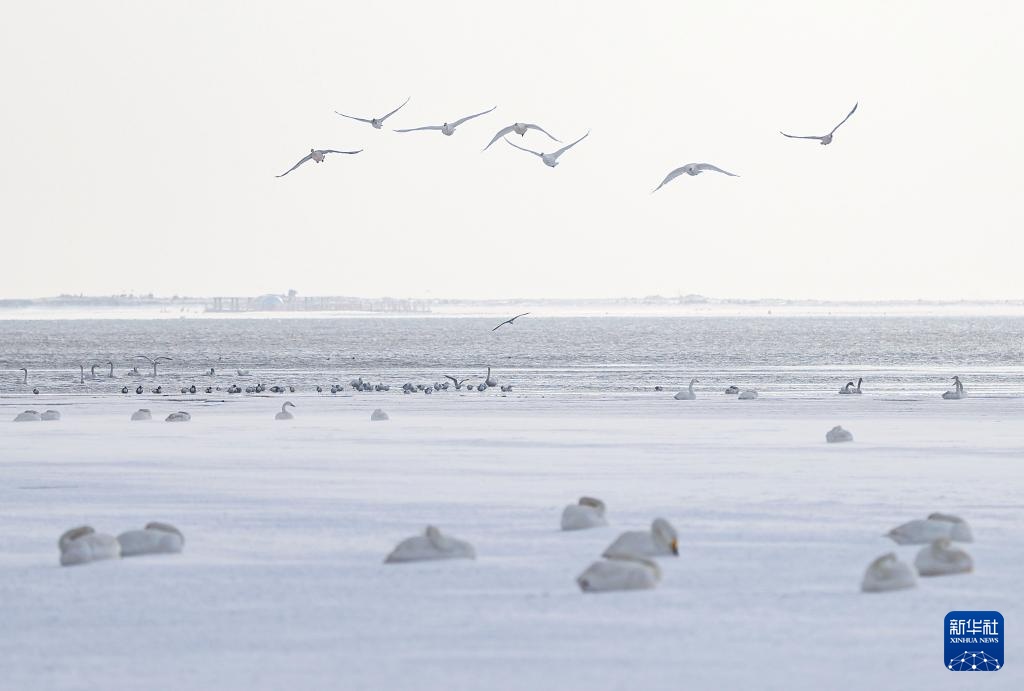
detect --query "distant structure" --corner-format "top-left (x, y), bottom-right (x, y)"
top-left (207, 292), bottom-right (429, 313)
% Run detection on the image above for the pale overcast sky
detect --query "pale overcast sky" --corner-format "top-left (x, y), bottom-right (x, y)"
top-left (1, 1), bottom-right (1021, 300)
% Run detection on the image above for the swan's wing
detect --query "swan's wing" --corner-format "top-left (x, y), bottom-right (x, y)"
top-left (503, 137), bottom-right (543, 157)
top-left (379, 97), bottom-right (411, 122)
top-left (829, 101), bottom-right (858, 135)
top-left (511, 312), bottom-right (530, 321)
top-left (694, 163), bottom-right (738, 177)
top-left (491, 320), bottom-right (510, 331)
top-left (551, 131), bottom-right (589, 159)
top-left (444, 375), bottom-right (458, 384)
top-left (334, 111), bottom-right (374, 124)
top-left (651, 166), bottom-right (687, 193)
top-left (321, 149), bottom-right (363, 155)
top-left (780, 131), bottom-right (825, 140)
top-left (482, 124), bottom-right (516, 151)
top-left (276, 152), bottom-right (314, 177)
top-left (525, 124), bottom-right (561, 142)
top-left (393, 124), bottom-right (443, 133)
top-left (450, 106), bottom-right (496, 128)
top-left (132, 354), bottom-right (154, 362)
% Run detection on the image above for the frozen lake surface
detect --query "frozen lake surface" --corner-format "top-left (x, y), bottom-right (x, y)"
top-left (1, 391), bottom-right (1021, 690)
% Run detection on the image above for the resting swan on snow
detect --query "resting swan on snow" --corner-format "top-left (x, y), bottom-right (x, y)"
top-left (131, 409), bottom-right (152, 421)
top-left (41, 410), bottom-right (61, 421)
top-left (14, 410), bottom-right (41, 422)
top-left (603, 518), bottom-right (678, 559)
top-left (886, 513), bottom-right (973, 544)
top-left (384, 525), bottom-right (475, 563)
top-left (942, 376), bottom-right (966, 399)
top-left (724, 385), bottom-right (740, 394)
top-left (826, 425), bottom-right (853, 443)
top-left (674, 378), bottom-right (698, 400)
top-left (561, 497), bottom-right (608, 531)
top-left (59, 526), bottom-right (121, 566)
top-left (860, 552), bottom-right (917, 593)
top-left (737, 389), bottom-right (758, 399)
top-left (117, 522), bottom-right (185, 556)
top-left (371, 408), bottom-right (390, 421)
top-left (275, 401), bottom-right (295, 420)
top-left (165, 411), bottom-right (191, 422)
top-left (577, 557), bottom-right (661, 592)
top-left (914, 538), bottom-right (973, 576)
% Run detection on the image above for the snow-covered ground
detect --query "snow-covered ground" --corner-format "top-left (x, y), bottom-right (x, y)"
top-left (1, 393), bottom-right (1021, 690)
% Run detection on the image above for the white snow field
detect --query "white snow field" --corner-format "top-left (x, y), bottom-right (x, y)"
top-left (1, 393), bottom-right (1021, 690)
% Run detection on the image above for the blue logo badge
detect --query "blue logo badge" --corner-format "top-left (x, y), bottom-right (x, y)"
top-left (945, 611), bottom-right (1003, 671)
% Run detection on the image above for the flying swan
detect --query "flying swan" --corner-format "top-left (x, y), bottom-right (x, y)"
top-left (503, 131), bottom-right (589, 167)
top-left (652, 163), bottom-right (738, 193)
top-left (276, 149), bottom-right (362, 177)
top-left (335, 97), bottom-right (410, 129)
top-left (482, 122), bottom-right (559, 151)
top-left (780, 102), bottom-right (858, 145)
top-left (394, 106), bottom-right (496, 136)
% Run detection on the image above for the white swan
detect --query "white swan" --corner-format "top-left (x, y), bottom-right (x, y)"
top-left (826, 425), bottom-right (853, 443)
top-left (942, 375), bottom-right (967, 399)
top-left (20, 367), bottom-right (28, 384)
top-left (886, 513), bottom-right (973, 545)
top-left (851, 377), bottom-right (862, 394)
top-left (394, 106), bottom-right (496, 136)
top-left (561, 497), bottom-right (608, 531)
top-left (131, 409), bottom-right (152, 421)
top-left (839, 381), bottom-right (855, 394)
top-left (503, 131), bottom-right (589, 168)
top-left (59, 526), bottom-right (121, 567)
top-left (384, 526), bottom-right (475, 563)
top-left (117, 522), bottom-right (184, 557)
top-left (107, 361), bottom-right (115, 378)
top-left (915, 538), bottom-right (973, 576)
top-left (484, 367), bottom-right (497, 387)
top-left (276, 148), bottom-right (363, 177)
top-left (78, 364), bottom-right (84, 384)
top-left (674, 378), bottom-right (699, 400)
top-left (275, 401), bottom-right (295, 420)
top-left (14, 410), bottom-right (41, 422)
top-left (737, 389), bottom-right (758, 400)
top-left (335, 96), bottom-right (410, 129)
top-left (652, 163), bottom-right (738, 193)
top-left (90, 364), bottom-right (99, 379)
top-left (724, 385), bottom-right (740, 394)
top-left (165, 411), bottom-right (191, 422)
top-left (780, 102), bottom-right (858, 146)
top-left (371, 408), bottom-right (390, 421)
top-left (41, 410), bottom-right (61, 421)
top-left (603, 518), bottom-right (678, 559)
top-left (577, 557), bottom-right (661, 592)
top-left (860, 552), bottom-right (917, 593)
top-left (483, 123), bottom-right (560, 151)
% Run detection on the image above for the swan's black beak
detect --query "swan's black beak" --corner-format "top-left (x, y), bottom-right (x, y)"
top-left (671, 540), bottom-right (679, 555)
